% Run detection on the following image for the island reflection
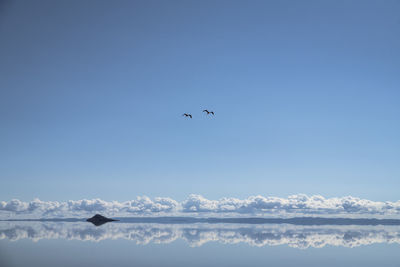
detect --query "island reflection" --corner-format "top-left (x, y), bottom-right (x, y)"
top-left (1, 221), bottom-right (400, 249)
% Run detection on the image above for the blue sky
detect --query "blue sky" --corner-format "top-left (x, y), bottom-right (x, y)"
top-left (1, 0), bottom-right (399, 202)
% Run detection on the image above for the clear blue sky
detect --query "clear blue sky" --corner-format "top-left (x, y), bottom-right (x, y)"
top-left (1, 0), bottom-right (399, 202)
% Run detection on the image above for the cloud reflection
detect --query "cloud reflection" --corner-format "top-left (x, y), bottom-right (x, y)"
top-left (1, 222), bottom-right (400, 249)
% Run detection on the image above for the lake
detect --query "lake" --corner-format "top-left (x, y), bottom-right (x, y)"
top-left (1, 220), bottom-right (400, 266)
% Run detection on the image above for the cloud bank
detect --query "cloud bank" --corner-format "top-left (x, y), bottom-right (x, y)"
top-left (1, 194), bottom-right (400, 219)
top-left (1, 222), bottom-right (400, 249)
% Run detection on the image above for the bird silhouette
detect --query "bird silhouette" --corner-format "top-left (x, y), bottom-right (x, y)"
top-left (203, 110), bottom-right (214, 115)
top-left (183, 113), bottom-right (192, 118)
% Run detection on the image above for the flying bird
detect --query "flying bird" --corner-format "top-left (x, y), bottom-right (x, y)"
top-left (183, 113), bottom-right (192, 118)
top-left (203, 110), bottom-right (214, 115)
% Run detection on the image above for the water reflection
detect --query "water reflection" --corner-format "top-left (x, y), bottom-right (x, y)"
top-left (1, 222), bottom-right (400, 249)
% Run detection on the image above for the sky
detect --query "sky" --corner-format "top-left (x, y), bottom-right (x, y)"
top-left (0, 0), bottom-right (400, 203)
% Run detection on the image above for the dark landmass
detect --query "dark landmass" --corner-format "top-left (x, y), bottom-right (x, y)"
top-left (86, 214), bottom-right (119, 226)
top-left (2, 216), bottom-right (400, 226)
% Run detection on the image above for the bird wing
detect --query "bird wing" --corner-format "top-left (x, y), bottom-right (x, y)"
top-left (210, 112), bottom-right (214, 115)
top-left (189, 115), bottom-right (192, 118)
top-left (203, 110), bottom-right (208, 112)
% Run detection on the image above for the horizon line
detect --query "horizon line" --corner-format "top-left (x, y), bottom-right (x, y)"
top-left (2, 216), bottom-right (400, 226)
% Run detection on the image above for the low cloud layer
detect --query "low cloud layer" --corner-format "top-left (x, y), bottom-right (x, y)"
top-left (1, 194), bottom-right (400, 219)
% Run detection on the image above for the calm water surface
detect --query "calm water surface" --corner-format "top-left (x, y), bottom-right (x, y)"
top-left (1, 221), bottom-right (400, 267)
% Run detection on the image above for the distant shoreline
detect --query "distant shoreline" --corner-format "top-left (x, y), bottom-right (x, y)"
top-left (2, 216), bottom-right (400, 226)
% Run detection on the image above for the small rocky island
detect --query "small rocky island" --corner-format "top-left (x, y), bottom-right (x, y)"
top-left (86, 214), bottom-right (119, 226)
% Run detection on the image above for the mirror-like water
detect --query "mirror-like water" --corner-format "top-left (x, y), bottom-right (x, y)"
top-left (1, 221), bottom-right (400, 267)
top-left (1, 221), bottom-right (400, 248)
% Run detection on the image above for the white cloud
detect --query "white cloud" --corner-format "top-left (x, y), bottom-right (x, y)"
top-left (181, 194), bottom-right (400, 216)
top-left (1, 194), bottom-right (400, 219)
